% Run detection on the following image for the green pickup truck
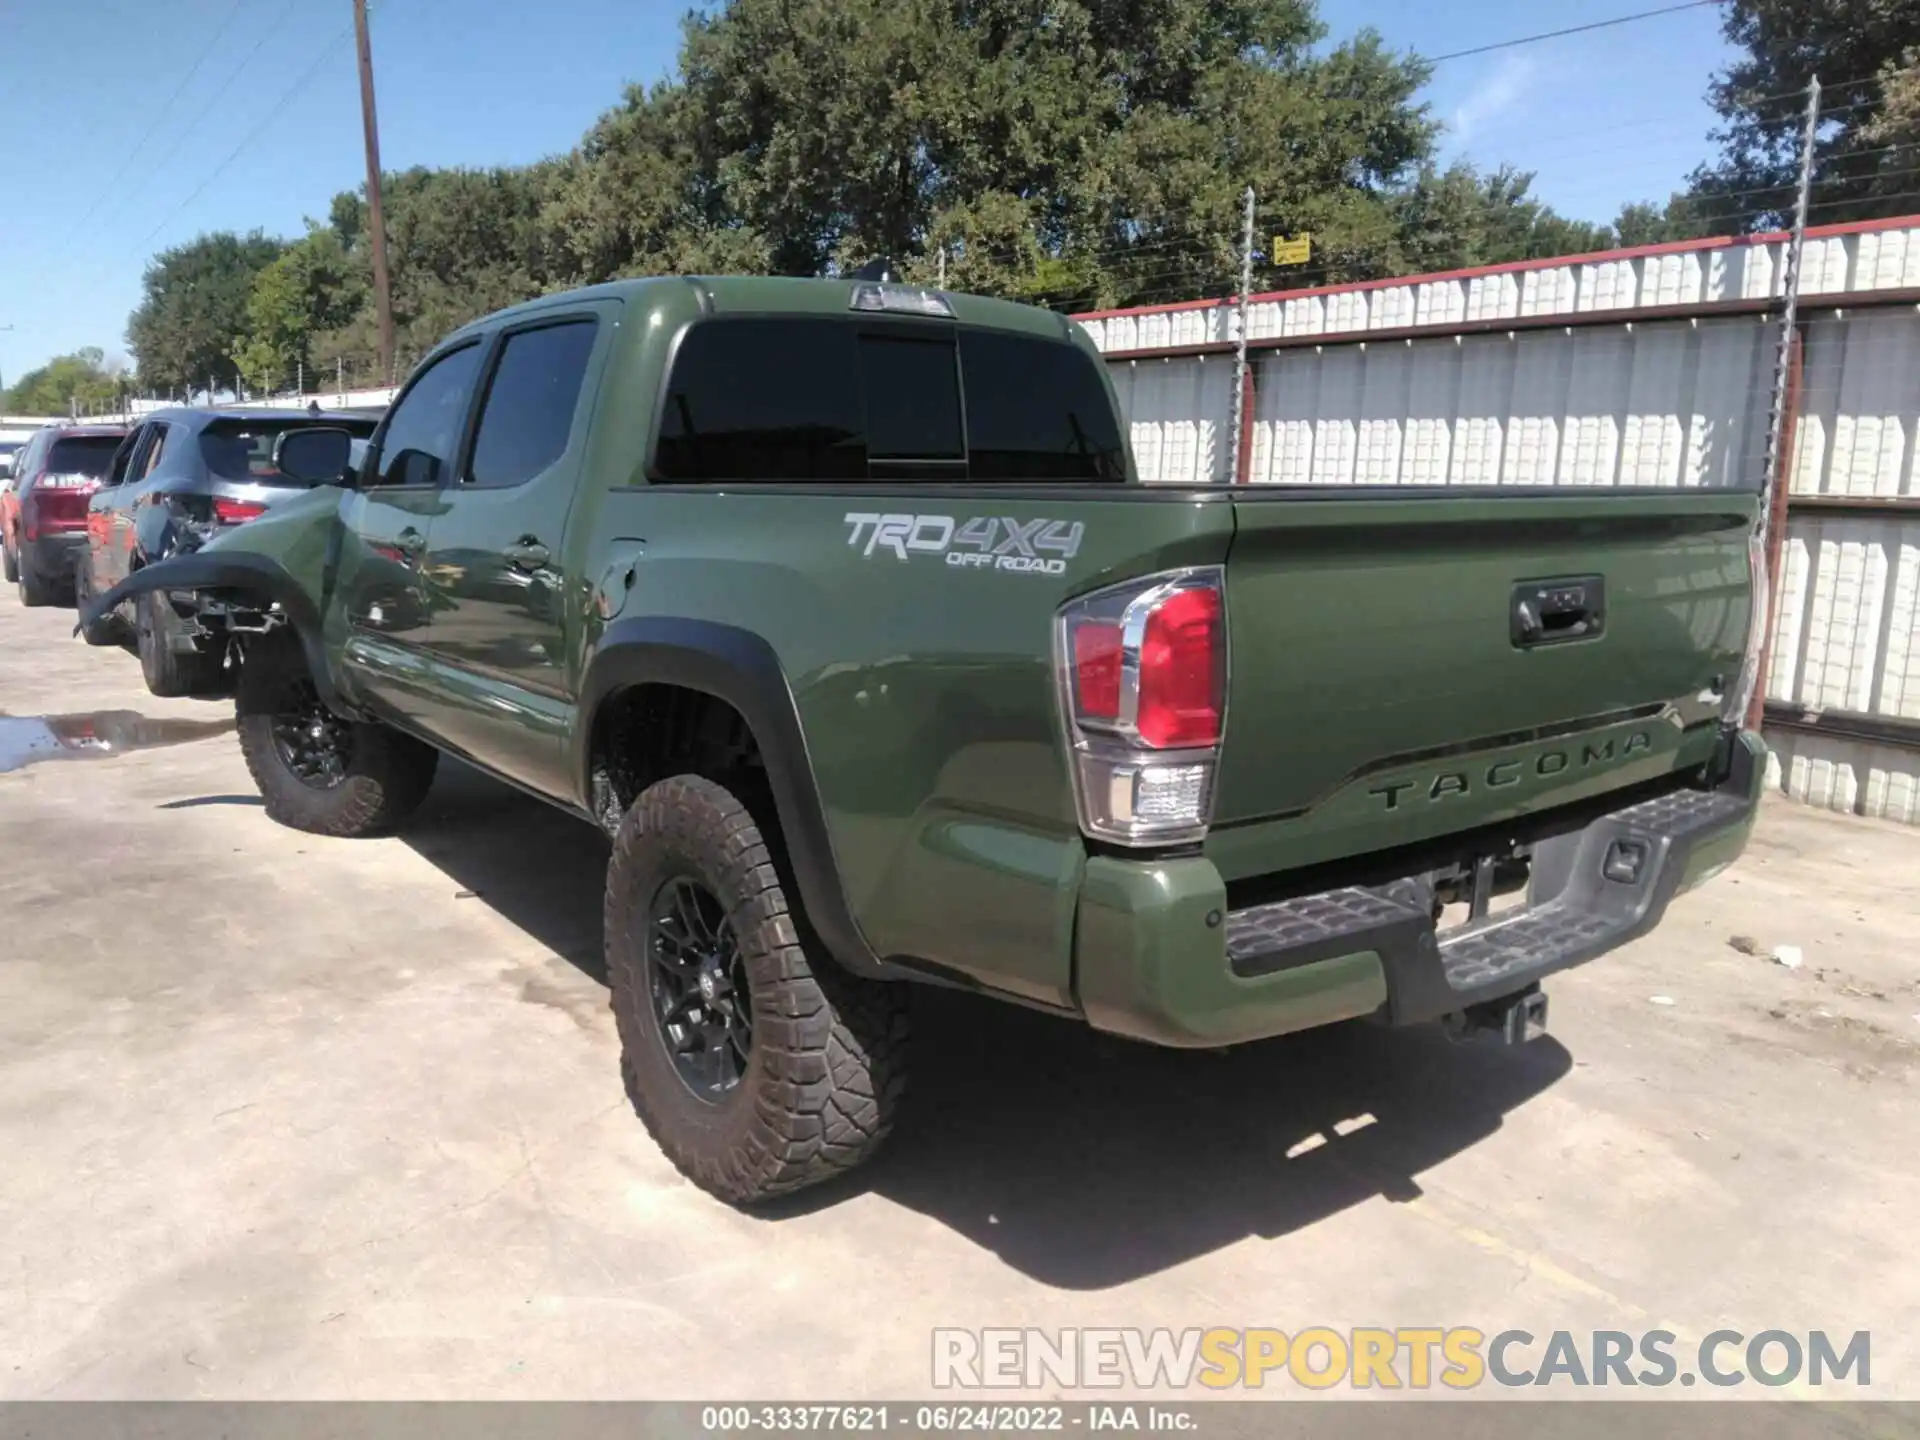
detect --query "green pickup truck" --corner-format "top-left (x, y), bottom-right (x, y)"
top-left (83, 276), bottom-right (1769, 1205)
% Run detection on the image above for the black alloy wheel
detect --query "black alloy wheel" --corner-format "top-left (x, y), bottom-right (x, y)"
top-left (646, 875), bottom-right (754, 1100)
top-left (269, 678), bottom-right (353, 790)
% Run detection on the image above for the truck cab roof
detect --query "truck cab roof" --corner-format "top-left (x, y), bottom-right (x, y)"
top-left (443, 275), bottom-right (1084, 348)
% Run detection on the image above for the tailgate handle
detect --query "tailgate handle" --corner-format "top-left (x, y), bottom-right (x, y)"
top-left (1512, 576), bottom-right (1605, 648)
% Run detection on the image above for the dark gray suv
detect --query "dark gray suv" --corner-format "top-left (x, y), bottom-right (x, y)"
top-left (79, 407), bottom-right (379, 695)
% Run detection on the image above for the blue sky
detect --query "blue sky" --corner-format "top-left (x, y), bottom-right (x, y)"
top-left (0, 0), bottom-right (1735, 383)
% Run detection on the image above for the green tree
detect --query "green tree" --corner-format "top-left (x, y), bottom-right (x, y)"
top-left (236, 229), bottom-right (366, 394)
top-left (116, 0), bottom-right (1644, 354)
top-left (125, 231), bottom-right (286, 393)
top-left (1690, 0), bottom-right (1920, 230)
top-left (542, 80), bottom-right (770, 286)
top-left (1393, 164), bottom-right (1613, 274)
top-left (584, 0), bottom-right (1481, 307)
top-left (316, 164), bottom-right (566, 373)
top-left (1609, 194), bottom-right (1711, 248)
top-left (4, 348), bottom-right (123, 414)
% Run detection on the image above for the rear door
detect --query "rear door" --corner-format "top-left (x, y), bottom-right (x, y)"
top-left (333, 340), bottom-right (486, 729)
top-left (114, 423), bottom-right (170, 579)
top-left (88, 424), bottom-right (146, 591)
top-left (414, 305), bottom-right (611, 796)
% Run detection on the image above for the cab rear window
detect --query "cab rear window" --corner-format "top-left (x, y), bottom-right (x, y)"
top-left (652, 317), bottom-right (1126, 483)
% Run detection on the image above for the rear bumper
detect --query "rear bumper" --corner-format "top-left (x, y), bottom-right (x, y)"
top-left (1073, 728), bottom-right (1765, 1048)
top-left (22, 532), bottom-right (85, 576)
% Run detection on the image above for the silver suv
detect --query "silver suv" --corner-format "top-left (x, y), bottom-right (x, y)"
top-left (79, 407), bottom-right (380, 695)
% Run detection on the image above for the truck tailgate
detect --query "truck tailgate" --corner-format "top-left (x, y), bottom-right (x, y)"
top-left (1207, 489), bottom-right (1759, 882)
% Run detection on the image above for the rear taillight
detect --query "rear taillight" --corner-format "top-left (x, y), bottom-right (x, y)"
top-left (1056, 567), bottom-right (1227, 845)
top-left (37, 474), bottom-right (98, 491)
top-left (213, 498), bottom-right (267, 525)
top-left (1070, 618), bottom-right (1124, 720)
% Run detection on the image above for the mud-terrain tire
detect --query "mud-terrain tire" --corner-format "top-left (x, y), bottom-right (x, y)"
top-left (73, 554), bottom-right (124, 647)
top-left (136, 590), bottom-right (225, 696)
top-left (606, 773), bottom-right (909, 1205)
top-left (235, 631), bottom-right (438, 836)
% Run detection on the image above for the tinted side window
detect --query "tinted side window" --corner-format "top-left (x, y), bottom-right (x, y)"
top-left (467, 320), bottom-right (598, 488)
top-left (105, 429), bottom-right (142, 486)
top-left (15, 433), bottom-right (47, 480)
top-left (371, 343), bottom-right (484, 488)
top-left (141, 425), bottom-right (170, 477)
top-left (655, 320), bottom-right (866, 481)
top-left (960, 332), bottom-right (1127, 481)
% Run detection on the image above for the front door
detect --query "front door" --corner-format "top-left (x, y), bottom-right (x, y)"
top-left (89, 424), bottom-right (146, 594)
top-left (414, 308), bottom-right (609, 798)
top-left (332, 340), bottom-right (485, 730)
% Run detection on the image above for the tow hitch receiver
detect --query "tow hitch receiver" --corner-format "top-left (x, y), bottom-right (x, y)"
top-left (1447, 984), bottom-right (1549, 1046)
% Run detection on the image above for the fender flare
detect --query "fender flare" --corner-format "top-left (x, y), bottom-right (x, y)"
top-left (76, 551), bottom-right (348, 714)
top-left (578, 617), bottom-right (897, 982)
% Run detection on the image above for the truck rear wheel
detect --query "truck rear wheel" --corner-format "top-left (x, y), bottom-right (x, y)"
top-left (605, 773), bottom-right (909, 1205)
top-left (235, 632), bottom-right (438, 837)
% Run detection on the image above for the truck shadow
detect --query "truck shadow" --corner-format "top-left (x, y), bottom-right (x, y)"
top-left (400, 762), bottom-right (1573, 1289)
top-left (853, 992), bottom-right (1571, 1288)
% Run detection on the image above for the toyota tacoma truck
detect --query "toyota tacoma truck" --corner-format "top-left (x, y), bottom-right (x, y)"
top-left (81, 275), bottom-right (1769, 1205)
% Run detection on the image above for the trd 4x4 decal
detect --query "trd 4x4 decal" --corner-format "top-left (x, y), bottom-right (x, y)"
top-left (843, 513), bottom-right (1085, 576)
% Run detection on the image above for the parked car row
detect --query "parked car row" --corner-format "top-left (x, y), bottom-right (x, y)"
top-left (6, 407), bottom-right (381, 694)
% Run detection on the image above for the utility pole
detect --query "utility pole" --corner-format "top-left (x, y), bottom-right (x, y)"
top-left (1227, 186), bottom-right (1256, 486)
top-left (354, 0), bottom-right (397, 384)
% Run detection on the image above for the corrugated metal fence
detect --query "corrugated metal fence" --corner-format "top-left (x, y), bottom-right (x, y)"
top-left (1077, 219), bottom-right (1920, 824)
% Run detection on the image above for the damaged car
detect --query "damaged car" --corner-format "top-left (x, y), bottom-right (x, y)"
top-left (76, 278), bottom-right (1768, 1206)
top-left (78, 407), bottom-right (378, 695)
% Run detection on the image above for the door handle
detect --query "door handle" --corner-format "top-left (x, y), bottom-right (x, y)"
top-left (394, 528), bottom-right (427, 557)
top-left (1511, 576), bottom-right (1606, 648)
top-left (503, 537), bottom-right (549, 572)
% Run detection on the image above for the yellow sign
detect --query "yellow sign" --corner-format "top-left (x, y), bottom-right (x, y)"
top-left (1271, 233), bottom-right (1313, 266)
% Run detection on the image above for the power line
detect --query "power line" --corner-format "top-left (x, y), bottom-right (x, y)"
top-left (125, 27), bottom-right (356, 261)
top-left (93, 0), bottom-right (306, 238)
top-left (1425, 0), bottom-right (1724, 66)
top-left (67, 0), bottom-right (250, 238)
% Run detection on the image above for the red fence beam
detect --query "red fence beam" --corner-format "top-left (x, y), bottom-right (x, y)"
top-left (1235, 361), bottom-right (1257, 484)
top-left (1749, 326), bottom-right (1804, 733)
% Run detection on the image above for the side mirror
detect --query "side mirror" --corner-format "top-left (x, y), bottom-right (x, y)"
top-left (274, 427), bottom-right (357, 486)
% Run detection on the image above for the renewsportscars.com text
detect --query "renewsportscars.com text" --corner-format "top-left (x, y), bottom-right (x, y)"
top-left (932, 1327), bottom-right (1871, 1391)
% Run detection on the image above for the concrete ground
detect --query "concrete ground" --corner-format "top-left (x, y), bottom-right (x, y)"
top-left (1, 590), bottom-right (1916, 1403)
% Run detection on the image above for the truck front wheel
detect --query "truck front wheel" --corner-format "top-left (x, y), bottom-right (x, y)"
top-left (235, 632), bottom-right (438, 836)
top-left (606, 774), bottom-right (909, 1205)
